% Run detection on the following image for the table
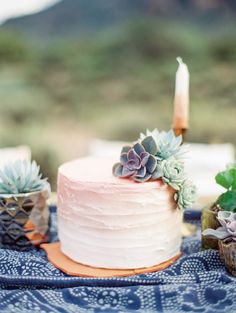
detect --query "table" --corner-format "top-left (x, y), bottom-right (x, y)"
top-left (0, 208), bottom-right (235, 313)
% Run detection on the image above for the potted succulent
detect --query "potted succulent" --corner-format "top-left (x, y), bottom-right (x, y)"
top-left (203, 211), bottom-right (236, 276)
top-left (202, 164), bottom-right (236, 250)
top-left (0, 159), bottom-right (50, 251)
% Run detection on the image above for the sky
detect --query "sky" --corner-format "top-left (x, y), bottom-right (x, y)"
top-left (0, 0), bottom-right (60, 24)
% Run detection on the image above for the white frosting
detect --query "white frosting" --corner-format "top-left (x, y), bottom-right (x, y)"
top-left (57, 157), bottom-right (182, 269)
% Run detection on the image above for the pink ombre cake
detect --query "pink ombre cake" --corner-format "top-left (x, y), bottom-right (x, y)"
top-left (57, 156), bottom-right (182, 269)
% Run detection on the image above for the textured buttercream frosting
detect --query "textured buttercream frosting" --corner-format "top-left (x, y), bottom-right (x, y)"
top-left (57, 157), bottom-right (182, 269)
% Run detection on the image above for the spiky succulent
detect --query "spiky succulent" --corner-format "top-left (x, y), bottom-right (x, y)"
top-left (0, 160), bottom-right (49, 194)
top-left (153, 157), bottom-right (185, 190)
top-left (140, 129), bottom-right (185, 161)
top-left (174, 181), bottom-right (197, 210)
top-left (113, 139), bottom-right (157, 182)
top-left (202, 211), bottom-right (236, 241)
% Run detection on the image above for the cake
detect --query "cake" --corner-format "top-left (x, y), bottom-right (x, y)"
top-left (57, 129), bottom-right (197, 269)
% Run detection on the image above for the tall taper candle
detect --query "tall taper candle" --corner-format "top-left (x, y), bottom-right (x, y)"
top-left (173, 57), bottom-right (189, 136)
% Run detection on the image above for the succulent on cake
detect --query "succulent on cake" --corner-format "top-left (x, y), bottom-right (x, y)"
top-left (156, 157), bottom-right (185, 190)
top-left (174, 180), bottom-right (197, 210)
top-left (0, 160), bottom-right (49, 194)
top-left (113, 128), bottom-right (197, 210)
top-left (112, 141), bottom-right (157, 182)
top-left (140, 129), bottom-right (185, 161)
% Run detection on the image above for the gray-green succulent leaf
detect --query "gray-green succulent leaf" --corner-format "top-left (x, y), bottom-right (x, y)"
top-left (202, 211), bottom-right (236, 241)
top-left (175, 180), bottom-right (197, 210)
top-left (151, 168), bottom-right (163, 180)
top-left (141, 136), bottom-right (158, 155)
top-left (202, 228), bottom-right (231, 240)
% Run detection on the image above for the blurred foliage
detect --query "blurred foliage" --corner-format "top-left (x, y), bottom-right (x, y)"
top-left (0, 19), bottom-right (236, 188)
top-left (0, 31), bottom-right (29, 62)
top-left (210, 37), bottom-right (236, 62)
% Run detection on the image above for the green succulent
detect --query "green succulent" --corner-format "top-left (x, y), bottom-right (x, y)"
top-left (215, 164), bottom-right (236, 212)
top-left (174, 181), bottom-right (197, 210)
top-left (140, 129), bottom-right (185, 161)
top-left (0, 160), bottom-right (49, 194)
top-left (154, 157), bottom-right (185, 190)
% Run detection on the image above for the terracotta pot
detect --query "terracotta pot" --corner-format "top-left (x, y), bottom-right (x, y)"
top-left (219, 240), bottom-right (236, 277)
top-left (0, 189), bottom-right (50, 251)
top-left (201, 205), bottom-right (220, 250)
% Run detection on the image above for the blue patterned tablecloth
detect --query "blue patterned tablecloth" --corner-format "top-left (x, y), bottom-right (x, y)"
top-left (0, 208), bottom-right (235, 313)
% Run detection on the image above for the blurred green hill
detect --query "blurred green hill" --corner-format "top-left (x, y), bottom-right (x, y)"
top-left (2, 0), bottom-right (148, 38)
top-left (0, 1), bottom-right (236, 188)
top-left (3, 0), bottom-right (236, 38)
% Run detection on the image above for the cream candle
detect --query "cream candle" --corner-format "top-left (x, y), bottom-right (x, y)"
top-left (173, 57), bottom-right (189, 134)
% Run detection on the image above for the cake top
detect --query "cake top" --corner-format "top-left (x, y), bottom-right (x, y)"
top-left (58, 156), bottom-right (165, 191)
top-left (113, 128), bottom-right (197, 210)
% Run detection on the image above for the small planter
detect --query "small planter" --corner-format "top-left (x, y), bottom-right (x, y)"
top-left (219, 240), bottom-right (236, 277)
top-left (201, 204), bottom-right (220, 250)
top-left (0, 188), bottom-right (50, 251)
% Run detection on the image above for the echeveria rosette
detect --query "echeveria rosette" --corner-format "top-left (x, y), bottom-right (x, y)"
top-left (139, 129), bottom-right (186, 161)
top-left (202, 211), bottom-right (236, 241)
top-left (155, 157), bottom-right (185, 190)
top-left (113, 138), bottom-right (158, 182)
top-left (174, 180), bottom-right (197, 210)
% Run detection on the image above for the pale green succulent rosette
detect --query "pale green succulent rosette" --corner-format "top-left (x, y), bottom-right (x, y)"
top-left (174, 181), bottom-right (197, 210)
top-left (139, 129), bottom-right (186, 161)
top-left (0, 159), bottom-right (49, 195)
top-left (156, 157), bottom-right (185, 190)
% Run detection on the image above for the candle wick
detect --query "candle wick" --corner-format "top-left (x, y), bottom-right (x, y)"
top-left (176, 57), bottom-right (183, 65)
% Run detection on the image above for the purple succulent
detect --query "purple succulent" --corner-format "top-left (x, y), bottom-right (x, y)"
top-left (113, 142), bottom-right (157, 182)
top-left (218, 211), bottom-right (236, 238)
top-left (202, 211), bottom-right (236, 241)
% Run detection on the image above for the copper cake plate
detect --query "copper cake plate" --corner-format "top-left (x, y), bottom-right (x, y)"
top-left (41, 242), bottom-right (181, 278)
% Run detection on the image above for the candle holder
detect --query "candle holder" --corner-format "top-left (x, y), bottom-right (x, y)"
top-left (173, 128), bottom-right (188, 142)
